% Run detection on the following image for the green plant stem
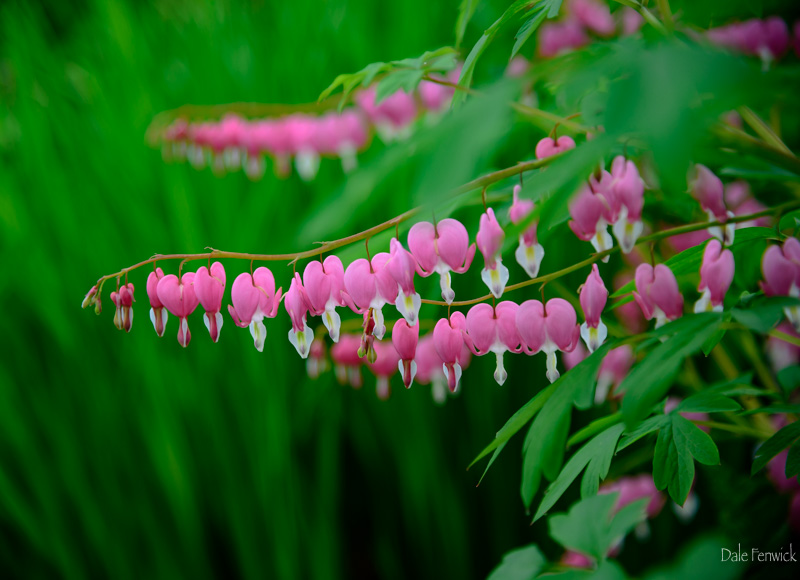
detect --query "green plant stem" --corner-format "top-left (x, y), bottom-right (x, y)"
top-left (770, 329), bottom-right (800, 348)
top-left (654, 0), bottom-right (674, 32)
top-left (692, 420), bottom-right (771, 439)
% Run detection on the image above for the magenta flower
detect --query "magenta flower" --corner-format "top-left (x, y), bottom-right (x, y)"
top-left (767, 322), bottom-right (800, 372)
top-left (535, 135), bottom-right (576, 159)
top-left (228, 267), bottom-right (283, 352)
top-left (194, 262), bottom-right (226, 343)
top-left (694, 240), bottom-right (734, 313)
top-left (621, 7), bottom-right (644, 36)
top-left (539, 19), bottom-right (589, 58)
top-left (301, 256), bottom-right (346, 342)
top-left (569, 0), bottom-right (615, 36)
top-left (761, 238), bottom-right (800, 330)
top-left (408, 218), bottom-right (476, 304)
top-left (579, 264), bottom-right (608, 352)
top-left (111, 283), bottom-right (135, 333)
top-left (392, 319), bottom-right (419, 388)
top-left (331, 334), bottom-right (363, 388)
top-left (633, 264), bottom-right (684, 328)
top-left (609, 156), bottom-right (645, 253)
top-left (516, 298), bottom-right (580, 383)
top-left (386, 238), bottom-right (422, 325)
top-left (81, 284), bottom-right (100, 313)
top-left (689, 164), bottom-right (735, 244)
top-left (146, 269), bottom-right (168, 337)
top-left (306, 338), bottom-right (328, 380)
top-left (568, 173), bottom-right (617, 258)
top-left (284, 274), bottom-right (312, 359)
top-left (433, 311), bottom-right (468, 393)
top-left (476, 208), bottom-right (509, 298)
top-left (367, 340), bottom-right (401, 400)
top-left (464, 302), bottom-right (521, 385)
top-left (508, 185), bottom-right (545, 278)
top-left (157, 273), bottom-right (199, 347)
top-left (600, 474), bottom-right (666, 519)
top-left (597, 345), bottom-right (634, 404)
top-left (355, 87), bottom-right (417, 142)
top-left (561, 550), bottom-right (593, 570)
top-left (707, 17), bottom-right (789, 64)
top-left (342, 253), bottom-right (398, 341)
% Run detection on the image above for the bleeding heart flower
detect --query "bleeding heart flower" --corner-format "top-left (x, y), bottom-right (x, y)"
top-left (386, 238), bottom-right (422, 326)
top-left (194, 262), bottom-right (226, 343)
top-left (579, 264), bottom-right (608, 352)
top-left (433, 312), bottom-right (468, 393)
top-left (408, 218), bottom-right (476, 304)
top-left (392, 319), bottom-right (419, 388)
top-left (111, 283), bottom-right (135, 333)
top-left (609, 156), bottom-right (645, 254)
top-left (568, 176), bottom-right (617, 259)
top-left (633, 264), bottom-right (684, 328)
top-left (228, 267), bottom-right (283, 352)
top-left (342, 253), bottom-right (398, 343)
top-left (539, 19), bottom-right (589, 58)
top-left (508, 185), bottom-right (545, 278)
top-left (285, 274), bottom-right (312, 359)
top-left (301, 256), bottom-right (346, 342)
top-left (464, 302), bottom-right (521, 385)
top-left (694, 240), bottom-right (734, 313)
top-left (476, 208), bottom-right (509, 298)
top-left (570, 0), bottom-right (615, 36)
top-left (330, 334), bottom-right (363, 388)
top-left (689, 164), bottom-right (735, 244)
top-left (146, 269), bottom-right (168, 337)
top-left (307, 338), bottom-right (329, 379)
top-left (367, 340), bottom-right (401, 400)
top-left (516, 298), bottom-right (580, 383)
top-left (600, 474), bottom-right (665, 519)
top-left (597, 345), bottom-right (634, 403)
top-left (535, 135), bottom-right (576, 159)
top-left (761, 237), bottom-right (800, 331)
top-left (157, 273), bottom-right (199, 347)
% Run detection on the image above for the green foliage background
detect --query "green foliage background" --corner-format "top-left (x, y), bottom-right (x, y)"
top-left (0, 0), bottom-right (798, 578)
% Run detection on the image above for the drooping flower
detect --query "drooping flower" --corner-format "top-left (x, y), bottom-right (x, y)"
top-left (694, 240), bottom-right (735, 313)
top-left (688, 164), bottom-right (735, 244)
top-left (194, 262), bottom-right (226, 343)
top-left (597, 345), bottom-right (634, 403)
top-left (157, 273), bottom-right (199, 347)
top-left (301, 256), bottom-right (346, 342)
top-left (707, 17), bottom-right (790, 64)
top-left (285, 274), bottom-right (312, 358)
top-left (476, 208), bottom-right (508, 298)
top-left (464, 302), bottom-right (521, 385)
top-left (306, 338), bottom-right (329, 379)
top-left (539, 19), bottom-right (589, 58)
top-left (600, 474), bottom-right (666, 519)
top-left (568, 172), bottom-right (617, 258)
top-left (146, 269), bottom-right (168, 337)
top-left (433, 311), bottom-right (468, 393)
top-left (330, 334), bottom-right (363, 388)
top-left (355, 87), bottom-right (417, 142)
top-left (766, 322), bottom-right (800, 373)
top-left (761, 238), bottom-right (800, 331)
top-left (508, 184), bottom-right (545, 278)
top-left (228, 267), bottom-right (283, 352)
top-left (633, 264), bottom-right (684, 328)
top-left (342, 253), bottom-right (398, 342)
top-left (367, 340), bottom-right (401, 400)
top-left (408, 218), bottom-right (476, 304)
top-left (609, 156), bottom-right (645, 253)
top-left (386, 238), bottom-right (422, 325)
top-left (392, 319), bottom-right (419, 388)
top-left (111, 283), bottom-right (135, 333)
top-left (579, 264), bottom-right (608, 352)
top-left (82, 285), bottom-right (99, 310)
top-left (569, 0), bottom-right (615, 36)
top-left (535, 135), bottom-right (576, 159)
top-left (517, 298), bottom-right (580, 383)
top-left (414, 335), bottom-right (448, 404)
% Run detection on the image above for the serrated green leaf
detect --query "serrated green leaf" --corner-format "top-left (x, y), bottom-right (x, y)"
top-left (548, 494), bottom-right (648, 562)
top-left (621, 314), bottom-right (722, 427)
top-left (732, 296), bottom-right (800, 333)
top-left (777, 366), bottom-right (800, 396)
top-left (786, 443), bottom-right (800, 479)
top-left (610, 228), bottom-right (775, 299)
top-left (752, 421), bottom-right (800, 475)
top-left (455, 0), bottom-right (479, 50)
top-left (510, 9), bottom-right (546, 60)
top-left (618, 415), bottom-right (669, 451)
top-left (533, 424), bottom-right (625, 522)
top-left (487, 544), bottom-right (546, 580)
top-left (374, 69), bottom-right (424, 104)
top-left (674, 415), bottom-right (720, 466)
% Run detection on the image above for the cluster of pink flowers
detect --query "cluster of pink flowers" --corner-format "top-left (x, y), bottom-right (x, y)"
top-left (706, 17), bottom-right (796, 64)
top-left (762, 236), bottom-right (800, 331)
top-left (539, 0), bottom-right (643, 58)
top-left (160, 75), bottom-right (457, 182)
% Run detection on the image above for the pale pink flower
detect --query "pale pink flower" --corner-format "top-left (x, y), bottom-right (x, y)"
top-left (579, 264), bottom-right (608, 352)
top-left (609, 156), bottom-right (645, 253)
top-left (111, 283), bottom-right (135, 333)
top-left (689, 164), bottom-right (734, 244)
top-left (194, 262), bottom-right (226, 343)
top-left (508, 185), bottom-right (545, 278)
top-left (342, 253), bottom-right (398, 341)
top-left (386, 238), bottom-right (422, 325)
top-left (433, 312), bottom-right (468, 393)
top-left (157, 273), bottom-right (199, 347)
top-left (367, 340), bottom-right (401, 400)
top-left (694, 240), bottom-right (734, 313)
top-left (761, 238), bottom-right (800, 331)
top-left (633, 264), bottom-right (684, 328)
top-left (301, 256), bottom-right (346, 342)
top-left (476, 208), bottom-right (509, 298)
top-left (569, 0), bottom-right (614, 37)
top-left (331, 334), bottom-right (363, 388)
top-left (600, 474), bottom-right (666, 519)
top-left (464, 302), bottom-right (521, 385)
top-left (146, 269), bottom-right (168, 337)
top-left (535, 136), bottom-right (576, 159)
top-left (392, 319), bottom-right (419, 388)
top-left (539, 19), bottom-right (589, 58)
top-left (517, 298), bottom-right (580, 383)
top-left (598, 345), bottom-right (634, 404)
top-left (228, 267), bottom-right (283, 352)
top-left (306, 338), bottom-right (329, 379)
top-left (284, 274), bottom-right (312, 358)
top-left (408, 218), bottom-right (476, 304)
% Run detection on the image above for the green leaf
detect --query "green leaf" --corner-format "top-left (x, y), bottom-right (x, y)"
top-left (533, 424), bottom-right (625, 522)
top-left (567, 413), bottom-right (622, 448)
top-left (738, 404), bottom-right (800, 416)
top-left (546, 561), bottom-right (628, 580)
top-left (478, 441), bottom-right (507, 486)
top-left (455, 0), bottom-right (479, 50)
top-left (777, 366), bottom-right (800, 396)
top-left (752, 421), bottom-right (800, 475)
top-left (486, 544), bottom-right (546, 580)
top-left (374, 69), bottom-right (424, 104)
top-left (779, 209), bottom-right (800, 233)
top-left (617, 415), bottom-right (669, 452)
top-left (621, 314), bottom-right (722, 427)
top-left (732, 296), bottom-right (800, 333)
top-left (643, 536), bottom-right (745, 580)
top-left (675, 393), bottom-right (741, 414)
top-left (702, 311), bottom-right (730, 356)
top-left (510, 9), bottom-right (547, 61)
top-left (786, 443), bottom-right (800, 479)
top-left (611, 227), bottom-right (775, 299)
top-left (548, 494), bottom-right (648, 562)
top-left (653, 415), bottom-right (719, 505)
